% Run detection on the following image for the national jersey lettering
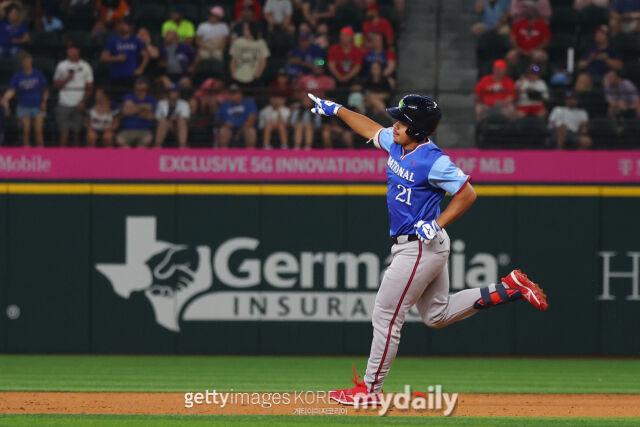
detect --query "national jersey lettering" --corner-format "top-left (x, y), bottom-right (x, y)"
top-left (374, 127), bottom-right (470, 236)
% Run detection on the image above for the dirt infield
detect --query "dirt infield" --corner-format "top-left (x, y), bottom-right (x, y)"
top-left (2, 392), bottom-right (640, 417)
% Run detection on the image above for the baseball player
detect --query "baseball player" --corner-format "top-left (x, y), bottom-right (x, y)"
top-left (307, 93), bottom-right (549, 406)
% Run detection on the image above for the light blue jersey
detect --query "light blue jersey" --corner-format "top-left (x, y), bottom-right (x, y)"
top-left (372, 127), bottom-right (470, 236)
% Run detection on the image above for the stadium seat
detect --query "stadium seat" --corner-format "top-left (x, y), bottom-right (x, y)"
top-left (612, 33), bottom-right (640, 62)
top-left (92, 59), bottom-right (112, 86)
top-left (28, 31), bottom-right (61, 58)
top-left (550, 8), bottom-right (579, 34)
top-left (32, 56), bottom-right (56, 82)
top-left (618, 117), bottom-right (640, 147)
top-left (334, 3), bottom-right (365, 33)
top-left (622, 62), bottom-right (640, 87)
top-left (134, 5), bottom-right (167, 33)
top-left (552, 0), bottom-right (573, 7)
top-left (192, 58), bottom-right (225, 86)
top-left (176, 4), bottom-right (200, 23)
top-left (476, 31), bottom-right (510, 63)
top-left (64, 3), bottom-right (95, 32)
top-left (475, 115), bottom-right (516, 147)
top-left (588, 117), bottom-right (618, 147)
top-left (0, 58), bottom-right (17, 83)
top-left (578, 6), bottom-right (609, 33)
top-left (266, 29), bottom-right (295, 60)
top-left (576, 34), bottom-right (595, 59)
top-left (548, 34), bottom-right (577, 67)
top-left (514, 116), bottom-right (549, 147)
top-left (578, 89), bottom-right (607, 118)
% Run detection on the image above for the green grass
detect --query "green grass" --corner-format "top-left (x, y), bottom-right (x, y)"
top-left (0, 355), bottom-right (639, 394)
top-left (1, 415), bottom-right (640, 427)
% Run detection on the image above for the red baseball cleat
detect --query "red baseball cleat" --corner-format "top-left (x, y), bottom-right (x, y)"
top-left (329, 364), bottom-right (382, 406)
top-left (501, 269), bottom-right (548, 311)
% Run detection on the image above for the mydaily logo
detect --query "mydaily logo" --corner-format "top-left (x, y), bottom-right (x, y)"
top-left (96, 217), bottom-right (511, 332)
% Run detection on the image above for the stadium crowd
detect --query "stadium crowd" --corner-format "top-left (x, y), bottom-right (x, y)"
top-left (0, 0), bottom-right (403, 148)
top-left (472, 0), bottom-right (640, 148)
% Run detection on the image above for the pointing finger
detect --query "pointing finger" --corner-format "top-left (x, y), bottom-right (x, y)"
top-left (307, 93), bottom-right (320, 103)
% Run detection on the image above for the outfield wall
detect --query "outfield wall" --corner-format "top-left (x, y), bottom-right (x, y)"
top-left (0, 183), bottom-right (639, 355)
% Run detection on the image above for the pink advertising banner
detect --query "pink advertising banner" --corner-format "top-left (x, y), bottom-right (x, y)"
top-left (0, 148), bottom-right (639, 183)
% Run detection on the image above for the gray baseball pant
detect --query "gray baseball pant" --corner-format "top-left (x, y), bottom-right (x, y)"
top-left (363, 230), bottom-right (498, 393)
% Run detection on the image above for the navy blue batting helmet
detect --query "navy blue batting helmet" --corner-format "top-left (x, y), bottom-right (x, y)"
top-left (386, 94), bottom-right (442, 140)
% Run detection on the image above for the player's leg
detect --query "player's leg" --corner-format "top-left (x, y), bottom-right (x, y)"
top-left (417, 238), bottom-right (548, 328)
top-left (177, 117), bottom-right (188, 148)
top-left (155, 119), bottom-right (169, 147)
top-left (263, 121), bottom-right (274, 148)
top-left (277, 120), bottom-right (289, 148)
top-left (362, 239), bottom-right (449, 394)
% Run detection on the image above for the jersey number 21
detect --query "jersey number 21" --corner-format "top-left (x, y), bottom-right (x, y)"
top-left (395, 184), bottom-right (412, 206)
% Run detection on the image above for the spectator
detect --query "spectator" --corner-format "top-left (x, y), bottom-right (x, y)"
top-left (471, 0), bottom-right (511, 36)
top-left (362, 3), bottom-right (394, 48)
top-left (233, 0), bottom-right (263, 22)
top-left (302, 0), bottom-right (336, 29)
top-left (259, 93), bottom-right (290, 148)
top-left (264, 0), bottom-right (293, 31)
top-left (1, 52), bottom-right (48, 147)
top-left (363, 61), bottom-right (393, 115)
top-left (328, 26), bottom-right (363, 87)
top-left (162, 6), bottom-right (195, 44)
top-left (604, 70), bottom-right (640, 117)
top-left (136, 27), bottom-right (161, 80)
top-left (100, 18), bottom-right (149, 94)
top-left (289, 98), bottom-right (319, 149)
top-left (196, 6), bottom-right (229, 61)
top-left (575, 25), bottom-right (623, 92)
top-left (515, 64), bottom-right (548, 117)
top-left (269, 68), bottom-right (293, 100)
top-left (347, 82), bottom-right (365, 113)
top-left (610, 0), bottom-right (640, 34)
top-left (159, 30), bottom-right (198, 89)
top-left (294, 59), bottom-right (336, 149)
top-left (0, 3), bottom-right (29, 58)
top-left (215, 84), bottom-right (258, 148)
top-left (53, 44), bottom-right (94, 146)
top-left (285, 30), bottom-right (324, 79)
top-left (190, 77), bottom-right (229, 117)
top-left (297, 59), bottom-right (335, 94)
top-left (116, 78), bottom-right (156, 147)
top-left (92, 0), bottom-right (130, 36)
top-left (313, 22), bottom-right (330, 49)
top-left (363, 32), bottom-right (396, 81)
top-left (574, 0), bottom-right (609, 10)
top-left (474, 59), bottom-right (516, 120)
top-left (40, 3), bottom-right (63, 32)
top-left (548, 91), bottom-right (591, 149)
top-left (231, 5), bottom-right (259, 39)
top-left (510, 0), bottom-right (552, 22)
top-left (506, 4), bottom-right (551, 67)
top-left (229, 22), bottom-right (270, 87)
top-left (155, 84), bottom-right (190, 148)
top-left (87, 87), bottom-right (119, 147)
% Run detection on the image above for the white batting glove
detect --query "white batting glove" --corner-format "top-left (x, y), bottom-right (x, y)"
top-left (414, 219), bottom-right (442, 245)
top-left (307, 93), bottom-right (342, 116)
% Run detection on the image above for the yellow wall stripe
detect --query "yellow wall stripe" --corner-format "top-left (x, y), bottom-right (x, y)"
top-left (1, 183), bottom-right (640, 197)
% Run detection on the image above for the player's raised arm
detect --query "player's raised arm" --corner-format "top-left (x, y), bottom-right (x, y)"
top-left (307, 93), bottom-right (383, 141)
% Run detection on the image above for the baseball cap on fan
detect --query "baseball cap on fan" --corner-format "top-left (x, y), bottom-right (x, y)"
top-left (493, 59), bottom-right (507, 70)
top-left (209, 6), bottom-right (224, 18)
top-left (340, 26), bottom-right (355, 36)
